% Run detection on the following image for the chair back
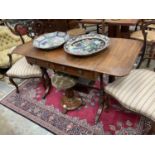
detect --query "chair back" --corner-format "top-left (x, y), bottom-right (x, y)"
top-left (135, 20), bottom-right (155, 68)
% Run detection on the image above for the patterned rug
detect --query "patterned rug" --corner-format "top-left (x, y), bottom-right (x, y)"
top-left (0, 78), bottom-right (151, 135)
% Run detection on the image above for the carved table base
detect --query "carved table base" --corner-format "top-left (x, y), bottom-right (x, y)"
top-left (61, 88), bottom-right (84, 113)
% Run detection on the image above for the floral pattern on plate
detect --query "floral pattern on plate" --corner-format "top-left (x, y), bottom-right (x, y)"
top-left (33, 32), bottom-right (69, 50)
top-left (64, 34), bottom-right (110, 56)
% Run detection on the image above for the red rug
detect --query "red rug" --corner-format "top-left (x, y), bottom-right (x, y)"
top-left (0, 79), bottom-right (151, 134)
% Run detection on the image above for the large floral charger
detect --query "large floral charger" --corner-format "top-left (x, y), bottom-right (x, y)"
top-left (64, 34), bottom-right (110, 56)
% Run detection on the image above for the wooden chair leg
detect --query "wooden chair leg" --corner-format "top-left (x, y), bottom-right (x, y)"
top-left (41, 68), bottom-right (51, 99)
top-left (146, 44), bottom-right (155, 67)
top-left (42, 74), bottom-right (46, 89)
top-left (9, 77), bottom-right (19, 93)
top-left (136, 41), bottom-right (147, 69)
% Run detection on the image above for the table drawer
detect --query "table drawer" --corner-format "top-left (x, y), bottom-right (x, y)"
top-left (53, 64), bottom-right (98, 80)
top-left (27, 57), bottom-right (50, 68)
top-left (26, 57), bottom-right (98, 80)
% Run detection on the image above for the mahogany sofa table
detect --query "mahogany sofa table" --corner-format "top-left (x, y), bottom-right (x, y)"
top-left (13, 38), bottom-right (143, 123)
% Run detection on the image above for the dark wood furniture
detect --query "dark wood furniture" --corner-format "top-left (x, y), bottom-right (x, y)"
top-left (131, 20), bottom-right (155, 68)
top-left (61, 88), bottom-right (84, 113)
top-left (105, 19), bottom-right (140, 38)
top-left (79, 19), bottom-right (105, 34)
top-left (4, 19), bottom-right (79, 39)
top-left (12, 38), bottom-right (143, 123)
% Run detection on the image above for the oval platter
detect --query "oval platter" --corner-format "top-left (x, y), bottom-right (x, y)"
top-left (64, 34), bottom-right (110, 56)
top-left (33, 31), bottom-right (70, 50)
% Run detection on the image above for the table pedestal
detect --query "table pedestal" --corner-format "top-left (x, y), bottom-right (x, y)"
top-left (61, 88), bottom-right (84, 113)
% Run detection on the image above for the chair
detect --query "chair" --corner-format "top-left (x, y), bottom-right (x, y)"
top-left (6, 57), bottom-right (47, 94)
top-left (3, 19), bottom-right (44, 40)
top-left (104, 69), bottom-right (155, 134)
top-left (2, 21), bottom-right (50, 98)
top-left (0, 25), bottom-right (31, 78)
top-left (130, 20), bottom-right (155, 68)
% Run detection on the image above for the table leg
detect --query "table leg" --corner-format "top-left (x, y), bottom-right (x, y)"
top-left (61, 88), bottom-right (83, 114)
top-left (95, 89), bottom-right (104, 124)
top-left (41, 67), bottom-right (52, 99)
top-left (120, 26), bottom-right (130, 38)
top-left (95, 74), bottom-right (109, 124)
top-left (109, 75), bottom-right (115, 83)
top-left (108, 25), bottom-right (120, 37)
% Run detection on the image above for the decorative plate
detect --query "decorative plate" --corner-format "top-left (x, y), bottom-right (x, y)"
top-left (33, 32), bottom-right (69, 50)
top-left (64, 34), bottom-right (110, 56)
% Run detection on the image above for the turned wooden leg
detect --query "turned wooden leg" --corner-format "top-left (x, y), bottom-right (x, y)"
top-left (103, 94), bottom-right (110, 111)
top-left (95, 93), bottom-right (110, 124)
top-left (65, 88), bottom-right (74, 98)
top-left (146, 44), bottom-right (155, 67)
top-left (42, 74), bottom-right (46, 89)
top-left (62, 88), bottom-right (74, 114)
top-left (41, 68), bottom-right (51, 99)
top-left (95, 101), bottom-right (104, 124)
top-left (61, 87), bottom-right (83, 113)
top-left (9, 77), bottom-right (19, 93)
top-left (95, 74), bottom-right (110, 124)
top-left (95, 74), bottom-right (104, 124)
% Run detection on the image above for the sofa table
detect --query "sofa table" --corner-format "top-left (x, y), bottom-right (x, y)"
top-left (13, 38), bottom-right (143, 123)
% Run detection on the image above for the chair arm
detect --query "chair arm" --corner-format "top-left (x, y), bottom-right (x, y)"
top-left (7, 53), bottom-right (13, 68)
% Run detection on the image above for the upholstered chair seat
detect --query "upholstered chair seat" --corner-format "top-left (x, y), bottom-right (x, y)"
top-left (148, 24), bottom-right (155, 29)
top-left (105, 69), bottom-right (155, 121)
top-left (130, 30), bottom-right (155, 43)
top-left (67, 28), bottom-right (86, 37)
top-left (6, 57), bottom-right (42, 78)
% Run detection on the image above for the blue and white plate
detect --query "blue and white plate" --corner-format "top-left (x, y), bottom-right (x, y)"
top-left (64, 34), bottom-right (110, 56)
top-left (33, 32), bottom-right (70, 50)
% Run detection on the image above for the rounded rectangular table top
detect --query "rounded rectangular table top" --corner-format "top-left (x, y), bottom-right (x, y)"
top-left (13, 38), bottom-right (143, 77)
